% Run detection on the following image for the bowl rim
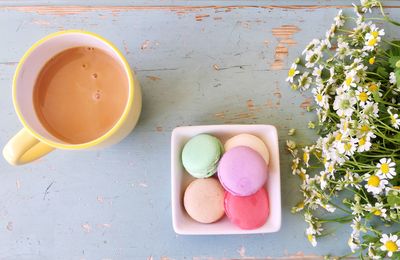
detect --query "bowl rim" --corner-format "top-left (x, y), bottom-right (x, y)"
top-left (171, 124), bottom-right (282, 235)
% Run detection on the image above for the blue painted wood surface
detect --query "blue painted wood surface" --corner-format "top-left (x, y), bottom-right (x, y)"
top-left (0, 2), bottom-right (399, 259)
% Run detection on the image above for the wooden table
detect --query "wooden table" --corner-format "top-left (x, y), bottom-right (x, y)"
top-left (1, 1), bottom-right (399, 259)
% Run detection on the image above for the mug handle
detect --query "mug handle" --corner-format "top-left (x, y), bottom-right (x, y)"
top-left (3, 128), bottom-right (55, 165)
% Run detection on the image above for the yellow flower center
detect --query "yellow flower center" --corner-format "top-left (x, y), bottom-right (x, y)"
top-left (288, 68), bottom-right (296, 77)
top-left (358, 92), bottom-right (368, 102)
top-left (368, 175), bottom-right (380, 187)
top-left (368, 84), bottom-right (378, 92)
top-left (381, 163), bottom-right (390, 174)
top-left (328, 165), bottom-right (334, 173)
top-left (359, 137), bottom-right (366, 146)
top-left (391, 115), bottom-right (397, 125)
top-left (316, 93), bottom-right (323, 102)
top-left (385, 241), bottom-right (398, 252)
top-left (335, 133), bottom-right (343, 141)
top-left (373, 210), bottom-right (382, 216)
top-left (303, 152), bottom-right (309, 163)
top-left (369, 57), bottom-right (375, 64)
top-left (299, 172), bottom-right (306, 181)
top-left (343, 121), bottom-right (349, 131)
top-left (368, 38), bottom-right (377, 46)
top-left (344, 142), bottom-right (352, 151)
top-left (307, 234), bottom-right (314, 242)
top-left (360, 125), bottom-right (370, 133)
top-left (296, 201), bottom-right (304, 209)
top-left (371, 31), bottom-right (379, 38)
top-left (345, 77), bottom-right (352, 86)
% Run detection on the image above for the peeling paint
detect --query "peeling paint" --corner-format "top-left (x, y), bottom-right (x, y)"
top-left (215, 112), bottom-right (225, 118)
top-left (97, 195), bottom-right (104, 203)
top-left (246, 99), bottom-right (255, 111)
top-left (123, 40), bottom-right (130, 54)
top-left (300, 97), bottom-right (312, 109)
top-left (2, 5), bottom-right (374, 17)
top-left (139, 182), bottom-right (148, 188)
top-left (31, 19), bottom-right (51, 26)
top-left (141, 40), bottom-right (151, 50)
top-left (6, 221), bottom-right (13, 231)
top-left (147, 75), bottom-right (161, 81)
top-left (195, 14), bottom-right (210, 21)
top-left (237, 246), bottom-right (246, 257)
top-left (97, 223), bottom-right (112, 228)
top-left (271, 25), bottom-right (300, 70)
top-left (82, 223), bottom-right (91, 233)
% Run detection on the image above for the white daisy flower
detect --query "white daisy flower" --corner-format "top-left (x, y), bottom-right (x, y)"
top-left (388, 107), bottom-right (400, 129)
top-left (368, 24), bottom-right (385, 38)
top-left (312, 88), bottom-right (328, 107)
top-left (363, 26), bottom-right (382, 52)
top-left (302, 147), bottom-right (311, 167)
top-left (362, 101), bottom-right (379, 118)
top-left (355, 86), bottom-right (370, 107)
top-left (357, 135), bottom-right (372, 152)
top-left (286, 63), bottom-right (299, 83)
top-left (350, 216), bottom-right (361, 232)
top-left (333, 92), bottom-right (357, 117)
top-left (360, 0), bottom-right (379, 13)
top-left (337, 138), bottom-right (358, 156)
top-left (380, 233), bottom-right (400, 257)
top-left (343, 70), bottom-right (358, 89)
top-left (344, 171), bottom-right (361, 189)
top-left (364, 174), bottom-right (388, 195)
top-left (376, 158), bottom-right (396, 179)
top-left (348, 234), bottom-right (360, 253)
top-left (326, 24), bottom-right (337, 41)
top-left (368, 82), bottom-right (383, 96)
top-left (305, 49), bottom-right (322, 68)
top-left (298, 72), bottom-right (312, 90)
top-left (306, 227), bottom-right (317, 247)
top-left (390, 113), bottom-right (400, 129)
top-left (302, 38), bottom-right (321, 55)
top-left (366, 202), bottom-right (387, 219)
top-left (334, 10), bottom-right (345, 27)
top-left (368, 243), bottom-right (381, 259)
top-left (336, 38), bottom-right (351, 59)
top-left (390, 72), bottom-right (397, 84)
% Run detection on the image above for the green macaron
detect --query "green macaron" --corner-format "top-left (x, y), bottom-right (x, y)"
top-left (181, 134), bottom-right (224, 178)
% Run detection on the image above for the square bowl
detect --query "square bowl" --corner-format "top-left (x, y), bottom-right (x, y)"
top-left (171, 124), bottom-right (281, 235)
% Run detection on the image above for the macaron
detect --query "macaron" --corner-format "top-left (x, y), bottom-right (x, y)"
top-left (183, 178), bottom-right (225, 224)
top-left (182, 134), bottom-right (223, 178)
top-left (224, 188), bottom-right (270, 230)
top-left (224, 134), bottom-right (269, 165)
top-left (218, 146), bottom-right (268, 196)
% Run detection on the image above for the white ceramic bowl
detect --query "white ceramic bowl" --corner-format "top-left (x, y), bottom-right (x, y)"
top-left (171, 125), bottom-right (281, 235)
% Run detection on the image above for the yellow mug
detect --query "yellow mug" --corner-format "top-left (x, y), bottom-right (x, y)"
top-left (3, 30), bottom-right (142, 166)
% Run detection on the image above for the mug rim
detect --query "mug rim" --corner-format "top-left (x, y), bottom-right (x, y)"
top-left (12, 29), bottom-right (135, 150)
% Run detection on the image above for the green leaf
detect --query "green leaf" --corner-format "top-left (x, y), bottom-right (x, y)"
top-left (389, 41), bottom-right (400, 56)
top-left (387, 189), bottom-right (400, 207)
top-left (389, 56), bottom-right (400, 68)
top-left (362, 234), bottom-right (378, 244)
top-left (396, 70), bottom-right (400, 88)
top-left (376, 66), bottom-right (389, 78)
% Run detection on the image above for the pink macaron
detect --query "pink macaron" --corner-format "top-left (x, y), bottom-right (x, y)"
top-left (218, 146), bottom-right (268, 196)
top-left (224, 188), bottom-right (270, 230)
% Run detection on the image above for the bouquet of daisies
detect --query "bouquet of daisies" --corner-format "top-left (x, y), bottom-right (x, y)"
top-left (287, 0), bottom-right (400, 258)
